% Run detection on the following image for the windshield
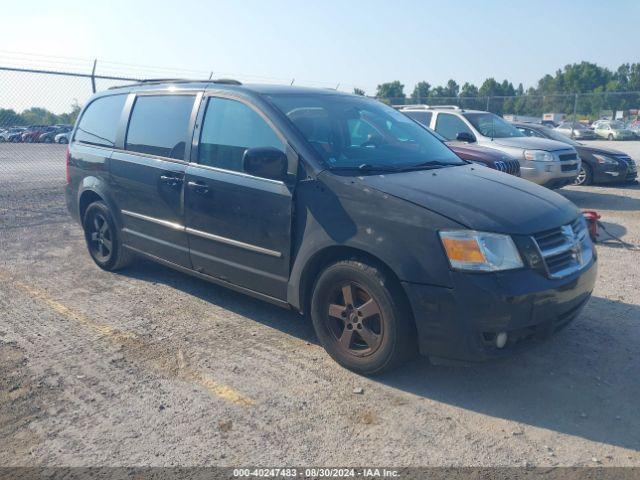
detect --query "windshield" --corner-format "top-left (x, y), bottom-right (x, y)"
top-left (610, 121), bottom-right (625, 129)
top-left (464, 112), bottom-right (525, 138)
top-left (561, 122), bottom-right (586, 130)
top-left (540, 127), bottom-right (580, 146)
top-left (266, 94), bottom-right (464, 171)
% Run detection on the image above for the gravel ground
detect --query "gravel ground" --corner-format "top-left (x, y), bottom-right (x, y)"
top-left (0, 143), bottom-right (639, 468)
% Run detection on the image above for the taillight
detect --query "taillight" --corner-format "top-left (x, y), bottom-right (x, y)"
top-left (65, 146), bottom-right (71, 184)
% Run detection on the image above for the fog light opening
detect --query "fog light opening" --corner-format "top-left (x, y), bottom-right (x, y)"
top-left (496, 332), bottom-right (508, 349)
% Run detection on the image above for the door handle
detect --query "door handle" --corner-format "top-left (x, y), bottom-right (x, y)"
top-left (187, 180), bottom-right (209, 194)
top-left (159, 175), bottom-right (184, 187)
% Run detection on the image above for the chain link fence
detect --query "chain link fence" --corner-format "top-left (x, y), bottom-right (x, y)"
top-left (0, 66), bottom-right (139, 262)
top-left (2, 64), bottom-right (640, 266)
top-left (380, 91), bottom-right (640, 123)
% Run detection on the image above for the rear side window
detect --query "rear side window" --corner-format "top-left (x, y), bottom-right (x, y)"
top-left (434, 113), bottom-right (474, 140)
top-left (74, 94), bottom-right (126, 147)
top-left (198, 97), bottom-right (284, 172)
top-left (125, 95), bottom-right (195, 159)
top-left (404, 111), bottom-right (432, 127)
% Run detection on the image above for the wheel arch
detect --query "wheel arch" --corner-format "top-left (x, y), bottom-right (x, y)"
top-left (78, 190), bottom-right (103, 222)
top-left (76, 176), bottom-right (121, 228)
top-left (295, 245), bottom-right (410, 318)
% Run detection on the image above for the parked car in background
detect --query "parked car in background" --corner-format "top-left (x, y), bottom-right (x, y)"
top-left (55, 131), bottom-right (71, 144)
top-left (21, 125), bottom-right (53, 143)
top-left (514, 122), bottom-right (637, 185)
top-left (0, 127), bottom-right (26, 142)
top-left (398, 105), bottom-right (580, 188)
top-left (627, 120), bottom-right (640, 137)
top-left (555, 121), bottom-right (596, 140)
top-left (592, 120), bottom-right (635, 140)
top-left (401, 111), bottom-right (521, 176)
top-left (40, 126), bottom-right (71, 143)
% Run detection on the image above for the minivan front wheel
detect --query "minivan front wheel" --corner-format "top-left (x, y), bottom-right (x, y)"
top-left (310, 260), bottom-right (416, 374)
top-left (83, 201), bottom-right (133, 271)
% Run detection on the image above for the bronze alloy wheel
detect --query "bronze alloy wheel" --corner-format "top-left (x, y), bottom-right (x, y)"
top-left (326, 281), bottom-right (384, 357)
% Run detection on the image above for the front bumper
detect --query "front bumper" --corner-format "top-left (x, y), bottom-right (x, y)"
top-left (594, 159), bottom-right (638, 183)
top-left (402, 257), bottom-right (597, 362)
top-left (520, 160), bottom-right (579, 188)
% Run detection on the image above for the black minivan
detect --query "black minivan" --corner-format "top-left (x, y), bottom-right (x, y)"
top-left (66, 80), bottom-right (597, 374)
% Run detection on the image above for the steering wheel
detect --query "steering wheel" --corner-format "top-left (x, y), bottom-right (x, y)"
top-left (359, 134), bottom-right (383, 148)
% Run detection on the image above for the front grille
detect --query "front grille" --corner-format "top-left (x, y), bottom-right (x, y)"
top-left (617, 156), bottom-right (637, 172)
top-left (559, 153), bottom-right (578, 161)
top-left (561, 163), bottom-right (578, 172)
top-left (493, 159), bottom-right (521, 176)
top-left (532, 217), bottom-right (592, 279)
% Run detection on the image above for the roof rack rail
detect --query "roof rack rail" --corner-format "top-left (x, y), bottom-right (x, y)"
top-left (429, 105), bottom-right (462, 111)
top-left (393, 104), bottom-right (430, 110)
top-left (108, 78), bottom-right (242, 90)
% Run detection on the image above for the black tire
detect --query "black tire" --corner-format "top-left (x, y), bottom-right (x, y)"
top-left (574, 163), bottom-right (593, 186)
top-left (44, 137), bottom-right (52, 143)
top-left (83, 201), bottom-right (133, 271)
top-left (607, 134), bottom-right (614, 141)
top-left (310, 259), bottom-right (416, 374)
top-left (58, 137), bottom-right (68, 144)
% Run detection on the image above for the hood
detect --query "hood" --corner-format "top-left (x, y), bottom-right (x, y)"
top-left (358, 164), bottom-right (578, 235)
top-left (575, 144), bottom-right (626, 157)
top-left (487, 136), bottom-right (572, 152)
top-left (446, 142), bottom-right (514, 163)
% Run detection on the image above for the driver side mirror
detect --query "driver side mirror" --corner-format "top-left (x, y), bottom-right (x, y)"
top-left (456, 131), bottom-right (476, 143)
top-left (242, 147), bottom-right (288, 181)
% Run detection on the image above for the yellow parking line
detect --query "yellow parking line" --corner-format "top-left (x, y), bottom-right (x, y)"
top-left (0, 270), bottom-right (254, 407)
top-left (2, 273), bottom-right (135, 341)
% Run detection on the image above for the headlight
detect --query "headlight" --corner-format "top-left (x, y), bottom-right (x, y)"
top-left (523, 150), bottom-right (554, 162)
top-left (593, 154), bottom-right (618, 165)
top-left (439, 230), bottom-right (524, 272)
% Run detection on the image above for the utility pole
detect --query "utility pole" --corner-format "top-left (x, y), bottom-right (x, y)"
top-left (90, 59), bottom-right (97, 93)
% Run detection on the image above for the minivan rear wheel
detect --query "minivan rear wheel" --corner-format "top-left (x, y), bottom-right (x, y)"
top-left (83, 201), bottom-right (133, 271)
top-left (310, 260), bottom-right (416, 374)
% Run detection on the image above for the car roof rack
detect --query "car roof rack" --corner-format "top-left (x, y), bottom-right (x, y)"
top-left (394, 104), bottom-right (429, 110)
top-left (428, 105), bottom-right (463, 111)
top-left (108, 78), bottom-right (242, 90)
top-left (393, 104), bottom-right (464, 112)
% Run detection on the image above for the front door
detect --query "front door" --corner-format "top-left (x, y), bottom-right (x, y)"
top-left (110, 93), bottom-right (199, 267)
top-left (185, 95), bottom-right (294, 299)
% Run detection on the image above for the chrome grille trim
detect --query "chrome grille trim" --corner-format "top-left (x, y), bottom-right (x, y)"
top-left (532, 217), bottom-right (590, 279)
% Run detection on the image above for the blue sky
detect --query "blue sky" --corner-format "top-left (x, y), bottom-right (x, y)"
top-left (0, 0), bottom-right (638, 101)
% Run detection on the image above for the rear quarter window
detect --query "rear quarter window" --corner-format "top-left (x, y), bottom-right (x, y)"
top-left (74, 94), bottom-right (126, 147)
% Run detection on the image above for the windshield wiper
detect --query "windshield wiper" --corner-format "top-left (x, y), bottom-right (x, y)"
top-left (329, 163), bottom-right (403, 172)
top-left (396, 160), bottom-right (462, 172)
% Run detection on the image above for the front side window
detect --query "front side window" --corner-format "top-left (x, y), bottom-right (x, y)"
top-left (518, 127), bottom-right (546, 138)
top-left (463, 112), bottom-right (525, 139)
top-left (267, 94), bottom-right (462, 171)
top-left (434, 113), bottom-right (474, 140)
top-left (125, 95), bottom-right (195, 159)
top-left (198, 97), bottom-right (285, 172)
top-left (75, 94), bottom-right (126, 147)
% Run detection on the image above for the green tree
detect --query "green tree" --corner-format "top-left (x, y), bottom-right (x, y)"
top-left (444, 79), bottom-right (459, 98)
top-left (410, 81), bottom-right (431, 104)
top-left (353, 87), bottom-right (365, 96)
top-left (376, 81), bottom-right (405, 105)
